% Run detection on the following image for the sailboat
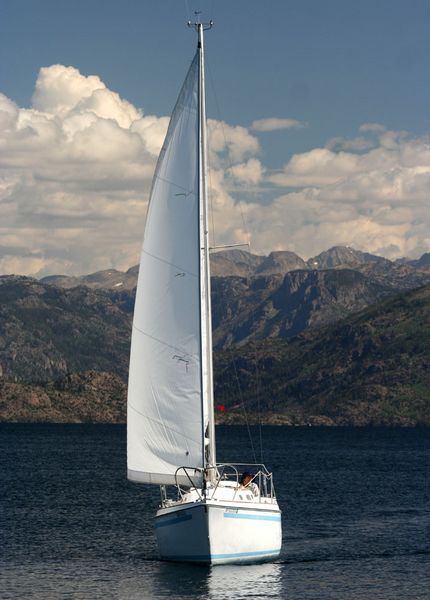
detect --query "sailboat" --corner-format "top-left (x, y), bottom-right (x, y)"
top-left (127, 18), bottom-right (282, 565)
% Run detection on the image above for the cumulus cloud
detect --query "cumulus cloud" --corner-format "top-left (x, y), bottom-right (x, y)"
top-left (1, 65), bottom-right (429, 276)
top-left (229, 158), bottom-right (265, 185)
top-left (268, 129), bottom-right (430, 190)
top-left (0, 64), bottom-right (261, 276)
top-left (248, 127), bottom-right (430, 259)
top-left (207, 119), bottom-right (259, 165)
top-left (32, 65), bottom-right (142, 127)
top-left (269, 148), bottom-right (360, 187)
top-left (1, 66), bottom-right (162, 276)
top-left (251, 117), bottom-right (306, 132)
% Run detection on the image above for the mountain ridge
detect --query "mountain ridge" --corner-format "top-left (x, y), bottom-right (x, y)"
top-left (39, 246), bottom-right (430, 288)
top-left (2, 245), bottom-right (430, 383)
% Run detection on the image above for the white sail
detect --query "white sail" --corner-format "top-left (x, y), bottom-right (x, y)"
top-left (127, 53), bottom-right (208, 486)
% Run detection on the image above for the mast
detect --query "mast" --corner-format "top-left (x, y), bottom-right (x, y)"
top-left (190, 17), bottom-right (216, 481)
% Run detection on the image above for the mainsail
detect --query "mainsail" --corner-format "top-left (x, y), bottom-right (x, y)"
top-left (127, 52), bottom-right (209, 486)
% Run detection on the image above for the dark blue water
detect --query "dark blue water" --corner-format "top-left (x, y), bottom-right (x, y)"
top-left (1, 425), bottom-right (429, 599)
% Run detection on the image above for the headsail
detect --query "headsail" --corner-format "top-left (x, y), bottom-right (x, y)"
top-left (127, 52), bottom-right (208, 486)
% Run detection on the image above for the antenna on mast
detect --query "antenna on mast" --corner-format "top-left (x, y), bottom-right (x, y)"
top-left (187, 9), bottom-right (213, 31)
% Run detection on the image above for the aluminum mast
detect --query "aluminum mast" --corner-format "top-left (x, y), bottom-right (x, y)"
top-left (189, 17), bottom-right (216, 481)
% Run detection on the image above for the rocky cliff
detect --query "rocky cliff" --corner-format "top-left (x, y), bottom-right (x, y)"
top-left (0, 275), bottom-right (131, 382)
top-left (214, 284), bottom-right (430, 426)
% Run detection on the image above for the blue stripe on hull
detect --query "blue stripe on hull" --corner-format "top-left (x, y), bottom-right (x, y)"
top-left (223, 513), bottom-right (281, 522)
top-left (161, 548), bottom-right (280, 562)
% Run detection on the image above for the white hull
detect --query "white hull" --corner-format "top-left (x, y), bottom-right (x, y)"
top-left (156, 499), bottom-right (282, 565)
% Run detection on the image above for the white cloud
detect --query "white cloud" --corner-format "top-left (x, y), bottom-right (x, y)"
top-left (0, 66), bottom-right (165, 276)
top-left (247, 129), bottom-right (430, 259)
top-left (229, 158), bottom-right (265, 185)
top-left (244, 191), bottom-right (426, 261)
top-left (207, 119), bottom-right (259, 165)
top-left (251, 117), bottom-right (306, 132)
top-left (32, 64), bottom-right (142, 129)
top-left (1, 66), bottom-right (429, 276)
top-left (269, 148), bottom-right (360, 187)
top-left (32, 65), bottom-right (105, 114)
top-left (0, 94), bottom-right (19, 128)
top-left (268, 129), bottom-right (430, 190)
top-left (0, 254), bottom-right (48, 277)
top-left (0, 65), bottom-right (262, 277)
top-left (131, 115), bottom-right (170, 155)
top-left (359, 122), bottom-right (386, 133)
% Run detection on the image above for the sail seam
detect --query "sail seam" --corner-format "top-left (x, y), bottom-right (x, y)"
top-left (153, 173), bottom-right (197, 196)
top-left (132, 324), bottom-right (200, 361)
top-left (141, 249), bottom-right (198, 278)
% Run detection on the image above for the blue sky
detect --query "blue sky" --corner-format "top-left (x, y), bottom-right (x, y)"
top-left (0, 0), bottom-right (429, 275)
top-left (2, 0), bottom-right (429, 162)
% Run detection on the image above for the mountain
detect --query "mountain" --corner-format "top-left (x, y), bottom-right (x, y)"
top-left (41, 265), bottom-right (139, 290)
top-left (2, 284), bottom-right (429, 425)
top-left (407, 252), bottom-right (430, 270)
top-left (39, 246), bottom-right (430, 289)
top-left (352, 261), bottom-right (430, 290)
top-left (214, 284), bottom-right (430, 426)
top-left (211, 268), bottom-right (392, 347)
top-left (255, 251), bottom-right (308, 275)
top-left (0, 275), bottom-right (131, 383)
top-left (3, 246), bottom-right (430, 384)
top-left (210, 249), bottom-right (265, 277)
top-left (307, 246), bottom-right (389, 269)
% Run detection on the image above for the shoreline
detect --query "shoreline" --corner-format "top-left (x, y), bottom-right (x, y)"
top-left (1, 417), bottom-right (429, 427)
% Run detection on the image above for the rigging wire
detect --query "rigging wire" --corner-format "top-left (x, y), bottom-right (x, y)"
top-left (208, 161), bottom-right (217, 247)
top-left (219, 352), bottom-right (257, 464)
top-left (231, 355), bottom-right (258, 464)
top-left (252, 342), bottom-right (264, 463)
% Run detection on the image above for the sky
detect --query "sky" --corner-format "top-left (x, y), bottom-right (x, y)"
top-left (0, 0), bottom-right (429, 276)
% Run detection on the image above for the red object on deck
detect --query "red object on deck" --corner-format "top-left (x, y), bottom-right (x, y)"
top-left (216, 404), bottom-right (226, 412)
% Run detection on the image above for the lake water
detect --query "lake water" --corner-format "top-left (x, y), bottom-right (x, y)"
top-left (1, 424), bottom-right (429, 599)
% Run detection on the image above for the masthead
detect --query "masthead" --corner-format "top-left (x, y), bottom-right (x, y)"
top-left (187, 10), bottom-right (213, 32)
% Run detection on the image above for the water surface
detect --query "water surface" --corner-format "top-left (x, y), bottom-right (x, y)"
top-left (1, 425), bottom-right (429, 599)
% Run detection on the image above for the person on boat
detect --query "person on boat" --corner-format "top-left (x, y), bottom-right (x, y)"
top-left (239, 472), bottom-right (259, 496)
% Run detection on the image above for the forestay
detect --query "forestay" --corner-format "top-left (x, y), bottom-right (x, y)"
top-left (127, 53), bottom-right (208, 486)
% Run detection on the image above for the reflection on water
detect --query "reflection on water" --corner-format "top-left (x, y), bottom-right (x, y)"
top-left (207, 562), bottom-right (282, 599)
top-left (118, 561), bottom-right (282, 600)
